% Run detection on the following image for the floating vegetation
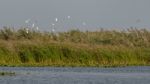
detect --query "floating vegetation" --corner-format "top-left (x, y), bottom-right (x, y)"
top-left (0, 72), bottom-right (16, 76)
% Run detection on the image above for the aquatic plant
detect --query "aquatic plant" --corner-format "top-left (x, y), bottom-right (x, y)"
top-left (0, 27), bottom-right (149, 67)
top-left (0, 72), bottom-right (15, 76)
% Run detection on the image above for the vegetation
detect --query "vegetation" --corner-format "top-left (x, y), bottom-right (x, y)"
top-left (0, 27), bottom-right (149, 67)
top-left (0, 71), bottom-right (15, 76)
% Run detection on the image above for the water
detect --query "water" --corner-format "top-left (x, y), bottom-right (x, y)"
top-left (0, 66), bottom-right (150, 84)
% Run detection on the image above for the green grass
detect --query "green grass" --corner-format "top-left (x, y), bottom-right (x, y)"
top-left (0, 27), bottom-right (149, 67)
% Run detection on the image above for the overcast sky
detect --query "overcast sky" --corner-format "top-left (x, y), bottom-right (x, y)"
top-left (0, 0), bottom-right (150, 31)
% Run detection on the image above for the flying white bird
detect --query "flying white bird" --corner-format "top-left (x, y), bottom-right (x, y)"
top-left (25, 19), bottom-right (31, 24)
top-left (26, 28), bottom-right (29, 34)
top-left (67, 16), bottom-right (71, 19)
top-left (82, 22), bottom-right (86, 26)
top-left (36, 26), bottom-right (39, 30)
top-left (52, 23), bottom-right (55, 26)
top-left (51, 23), bottom-right (55, 32)
top-left (55, 18), bottom-right (58, 22)
top-left (52, 28), bottom-right (55, 32)
top-left (32, 23), bottom-right (35, 28)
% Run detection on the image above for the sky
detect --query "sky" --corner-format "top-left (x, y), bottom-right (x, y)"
top-left (0, 0), bottom-right (150, 31)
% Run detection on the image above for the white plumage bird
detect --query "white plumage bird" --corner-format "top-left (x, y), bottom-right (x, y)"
top-left (55, 18), bottom-right (58, 22)
top-left (52, 28), bottom-right (55, 32)
top-left (26, 28), bottom-right (29, 34)
top-left (32, 23), bottom-right (35, 28)
top-left (52, 23), bottom-right (55, 26)
top-left (36, 26), bottom-right (39, 30)
top-left (67, 16), bottom-right (71, 19)
top-left (82, 22), bottom-right (86, 26)
top-left (25, 19), bottom-right (30, 24)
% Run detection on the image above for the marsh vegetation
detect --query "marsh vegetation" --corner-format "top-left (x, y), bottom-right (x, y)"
top-left (0, 27), bottom-right (150, 66)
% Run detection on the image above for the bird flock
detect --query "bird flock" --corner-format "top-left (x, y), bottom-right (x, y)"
top-left (24, 16), bottom-right (87, 34)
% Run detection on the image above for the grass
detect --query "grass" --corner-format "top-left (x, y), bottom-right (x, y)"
top-left (0, 27), bottom-right (149, 67)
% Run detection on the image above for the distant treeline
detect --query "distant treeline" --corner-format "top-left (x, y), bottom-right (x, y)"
top-left (0, 27), bottom-right (149, 67)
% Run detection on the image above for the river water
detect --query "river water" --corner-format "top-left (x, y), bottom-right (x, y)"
top-left (0, 66), bottom-right (150, 84)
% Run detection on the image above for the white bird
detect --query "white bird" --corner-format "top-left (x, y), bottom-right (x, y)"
top-left (52, 23), bottom-right (55, 26)
top-left (25, 19), bottom-right (31, 24)
top-left (51, 23), bottom-right (55, 32)
top-left (26, 28), bottom-right (29, 34)
top-left (52, 28), bottom-right (55, 32)
top-left (36, 26), bottom-right (39, 30)
top-left (55, 18), bottom-right (58, 22)
top-left (32, 23), bottom-right (35, 28)
top-left (82, 22), bottom-right (86, 26)
top-left (67, 16), bottom-right (71, 19)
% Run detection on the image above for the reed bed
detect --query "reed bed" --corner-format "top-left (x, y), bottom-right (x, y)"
top-left (0, 27), bottom-right (149, 67)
